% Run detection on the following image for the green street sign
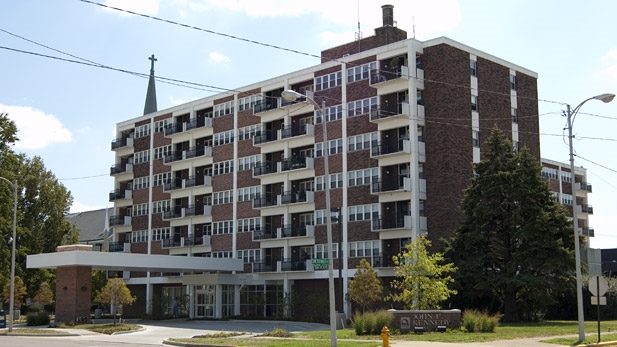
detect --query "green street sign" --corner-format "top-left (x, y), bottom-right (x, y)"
top-left (312, 258), bottom-right (329, 270)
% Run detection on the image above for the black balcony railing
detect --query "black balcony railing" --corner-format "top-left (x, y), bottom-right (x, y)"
top-left (281, 156), bottom-right (308, 171)
top-left (163, 206), bottom-right (183, 220)
top-left (369, 254), bottom-right (395, 268)
top-left (372, 175), bottom-right (408, 193)
top-left (581, 204), bottom-right (594, 214)
top-left (253, 162), bottom-right (276, 176)
top-left (253, 193), bottom-right (278, 208)
top-left (164, 122), bottom-right (184, 136)
top-left (580, 182), bottom-right (593, 192)
top-left (108, 241), bottom-right (125, 252)
top-left (253, 227), bottom-right (277, 240)
top-left (371, 137), bottom-right (408, 156)
top-left (252, 262), bottom-right (275, 273)
top-left (109, 189), bottom-right (127, 201)
top-left (162, 238), bottom-right (182, 248)
top-left (186, 146), bottom-right (209, 159)
top-left (582, 227), bottom-right (595, 237)
top-left (110, 163), bottom-right (128, 175)
top-left (253, 98), bottom-right (280, 114)
top-left (281, 190), bottom-right (308, 205)
top-left (281, 124), bottom-right (309, 139)
top-left (164, 151), bottom-right (184, 163)
top-left (111, 137), bottom-right (131, 150)
top-left (109, 215), bottom-right (128, 226)
top-left (280, 258), bottom-right (307, 271)
top-left (372, 217), bottom-right (407, 231)
top-left (280, 223), bottom-right (310, 238)
top-left (164, 179), bottom-right (183, 192)
top-left (369, 103), bottom-right (404, 121)
top-left (370, 67), bottom-right (404, 84)
top-left (253, 129), bottom-right (278, 145)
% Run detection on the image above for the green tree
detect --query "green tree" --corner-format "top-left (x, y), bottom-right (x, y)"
top-left (347, 258), bottom-right (385, 313)
top-left (447, 127), bottom-right (574, 322)
top-left (95, 278), bottom-right (136, 325)
top-left (0, 115), bottom-right (77, 299)
top-left (33, 281), bottom-right (54, 306)
top-left (390, 237), bottom-right (457, 310)
top-left (2, 275), bottom-right (27, 307)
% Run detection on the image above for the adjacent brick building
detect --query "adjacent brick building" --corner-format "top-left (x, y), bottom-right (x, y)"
top-left (109, 5), bottom-right (541, 320)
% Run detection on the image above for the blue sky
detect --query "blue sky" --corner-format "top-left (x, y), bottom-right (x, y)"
top-left (1, 0), bottom-right (616, 249)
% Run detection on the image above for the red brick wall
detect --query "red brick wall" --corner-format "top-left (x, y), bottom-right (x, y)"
top-left (55, 265), bottom-right (92, 324)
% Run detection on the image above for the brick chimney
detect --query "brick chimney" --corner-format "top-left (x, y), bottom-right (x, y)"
top-left (382, 4), bottom-right (394, 27)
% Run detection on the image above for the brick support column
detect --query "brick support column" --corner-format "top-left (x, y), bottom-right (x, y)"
top-left (54, 245), bottom-right (92, 324)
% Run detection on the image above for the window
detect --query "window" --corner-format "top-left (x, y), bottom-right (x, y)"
top-left (329, 173), bottom-right (343, 189)
top-left (348, 168), bottom-right (378, 186)
top-left (237, 217), bottom-right (261, 232)
top-left (153, 172), bottom-right (171, 186)
top-left (238, 155), bottom-right (260, 171)
top-left (238, 94), bottom-right (263, 111)
top-left (131, 230), bottom-right (148, 243)
top-left (513, 141), bottom-right (519, 151)
top-left (315, 176), bottom-right (325, 191)
top-left (212, 220), bottom-right (233, 235)
top-left (152, 200), bottom-right (171, 214)
top-left (470, 60), bottom-right (477, 76)
top-left (314, 209), bottom-right (326, 225)
top-left (237, 186), bottom-right (260, 202)
top-left (134, 150), bottom-right (150, 164)
top-left (315, 143), bottom-right (323, 158)
top-left (315, 244), bottom-right (339, 259)
top-left (237, 249), bottom-right (261, 263)
top-left (349, 240), bottom-right (380, 258)
top-left (213, 190), bottom-right (233, 205)
top-left (541, 167), bottom-right (558, 180)
top-left (315, 71), bottom-right (342, 91)
top-left (328, 139), bottom-right (343, 155)
top-left (561, 193), bottom-right (573, 205)
top-left (348, 132), bottom-right (378, 151)
top-left (213, 160), bottom-right (234, 175)
top-left (238, 124), bottom-right (261, 141)
top-left (347, 97), bottom-right (378, 117)
top-left (471, 95), bottom-right (478, 111)
top-left (133, 203), bottom-right (149, 216)
top-left (347, 62), bottom-right (376, 83)
top-left (316, 105), bottom-right (343, 124)
top-left (214, 130), bottom-right (234, 146)
top-left (152, 227), bottom-right (171, 241)
top-left (348, 203), bottom-right (379, 222)
top-left (133, 176), bottom-right (150, 190)
top-left (510, 74), bottom-right (517, 90)
top-left (561, 171), bottom-right (572, 183)
top-left (417, 90), bottom-right (424, 106)
top-left (213, 101), bottom-right (234, 118)
top-left (154, 145), bottom-right (172, 160)
top-left (134, 124), bottom-right (151, 138)
top-left (472, 130), bottom-right (480, 147)
top-left (155, 119), bottom-right (170, 133)
top-left (511, 108), bottom-right (518, 123)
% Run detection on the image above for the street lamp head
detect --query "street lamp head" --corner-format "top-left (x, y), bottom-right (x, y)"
top-left (593, 93), bottom-right (615, 103)
top-left (281, 90), bottom-right (304, 102)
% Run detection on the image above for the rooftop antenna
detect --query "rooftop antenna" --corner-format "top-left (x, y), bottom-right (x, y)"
top-left (355, 0), bottom-right (362, 42)
top-left (412, 16), bottom-right (416, 39)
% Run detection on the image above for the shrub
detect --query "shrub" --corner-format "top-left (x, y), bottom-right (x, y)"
top-left (26, 311), bottom-right (50, 326)
top-left (462, 309), bottom-right (501, 333)
top-left (353, 310), bottom-right (393, 335)
top-left (27, 305), bottom-right (40, 313)
top-left (261, 328), bottom-right (292, 337)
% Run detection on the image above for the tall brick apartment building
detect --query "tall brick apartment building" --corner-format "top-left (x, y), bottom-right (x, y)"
top-left (109, 5), bottom-right (540, 319)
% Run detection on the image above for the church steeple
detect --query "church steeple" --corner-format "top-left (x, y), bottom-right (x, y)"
top-left (143, 54), bottom-right (158, 115)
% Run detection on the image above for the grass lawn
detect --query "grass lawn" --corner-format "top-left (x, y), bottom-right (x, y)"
top-left (169, 320), bottom-right (617, 346)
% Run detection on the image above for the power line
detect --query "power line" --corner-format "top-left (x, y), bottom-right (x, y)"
top-left (59, 173), bottom-right (109, 181)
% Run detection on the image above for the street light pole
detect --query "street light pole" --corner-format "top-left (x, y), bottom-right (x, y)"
top-left (566, 93), bottom-right (614, 342)
top-left (0, 177), bottom-right (17, 333)
top-left (282, 90), bottom-right (337, 347)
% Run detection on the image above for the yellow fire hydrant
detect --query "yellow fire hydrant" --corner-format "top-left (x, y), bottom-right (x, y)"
top-left (380, 326), bottom-right (390, 347)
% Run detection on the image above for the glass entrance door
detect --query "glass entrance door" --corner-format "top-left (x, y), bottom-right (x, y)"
top-left (195, 285), bottom-right (215, 318)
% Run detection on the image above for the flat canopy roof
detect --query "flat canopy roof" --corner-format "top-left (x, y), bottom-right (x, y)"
top-left (27, 251), bottom-right (244, 273)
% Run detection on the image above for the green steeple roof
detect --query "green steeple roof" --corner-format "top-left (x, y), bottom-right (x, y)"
top-left (143, 54), bottom-right (158, 115)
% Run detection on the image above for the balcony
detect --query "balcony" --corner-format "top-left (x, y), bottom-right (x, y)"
top-left (162, 235), bottom-right (211, 248)
top-left (372, 215), bottom-right (412, 231)
top-left (109, 189), bottom-right (132, 201)
top-left (110, 163), bottom-right (133, 175)
top-left (253, 193), bottom-right (279, 209)
top-left (253, 98), bottom-right (281, 114)
top-left (369, 254), bottom-right (395, 268)
top-left (253, 162), bottom-right (277, 177)
top-left (371, 138), bottom-right (410, 157)
top-left (253, 227), bottom-right (277, 241)
top-left (108, 241), bottom-right (127, 253)
top-left (280, 224), bottom-right (315, 238)
top-left (369, 65), bottom-right (409, 85)
top-left (578, 181), bottom-right (593, 192)
top-left (185, 175), bottom-right (212, 188)
top-left (371, 176), bottom-right (411, 194)
top-left (253, 130), bottom-right (278, 145)
top-left (164, 179), bottom-right (183, 192)
top-left (281, 190), bottom-right (313, 205)
top-left (281, 156), bottom-right (314, 172)
top-left (281, 124), bottom-right (315, 139)
top-left (252, 262), bottom-right (277, 273)
top-left (164, 147), bottom-right (213, 164)
top-left (280, 258), bottom-right (308, 271)
top-left (582, 227), bottom-right (595, 237)
top-left (370, 102), bottom-right (410, 122)
top-left (109, 215), bottom-right (131, 226)
top-left (162, 207), bottom-right (184, 220)
top-left (111, 137), bottom-right (133, 150)
top-left (581, 204), bottom-right (594, 214)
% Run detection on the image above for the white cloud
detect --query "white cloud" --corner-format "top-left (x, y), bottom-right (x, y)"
top-left (599, 48), bottom-right (617, 81)
top-left (1, 104), bottom-right (72, 150)
top-left (169, 95), bottom-right (186, 106)
top-left (209, 51), bottom-right (231, 64)
top-left (202, 0), bottom-right (461, 38)
top-left (103, 0), bottom-right (160, 15)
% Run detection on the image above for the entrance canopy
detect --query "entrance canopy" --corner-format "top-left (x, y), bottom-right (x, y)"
top-left (27, 250), bottom-right (244, 273)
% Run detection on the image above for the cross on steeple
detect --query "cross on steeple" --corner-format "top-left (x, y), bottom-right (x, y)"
top-left (148, 54), bottom-right (157, 72)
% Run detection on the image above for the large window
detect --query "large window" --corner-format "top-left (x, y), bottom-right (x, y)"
top-left (348, 168), bottom-right (378, 186)
top-left (315, 71), bottom-right (342, 91)
top-left (347, 62), bottom-right (377, 83)
top-left (348, 132), bottom-right (377, 151)
top-left (348, 97), bottom-right (377, 117)
top-left (348, 203), bottom-right (379, 222)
